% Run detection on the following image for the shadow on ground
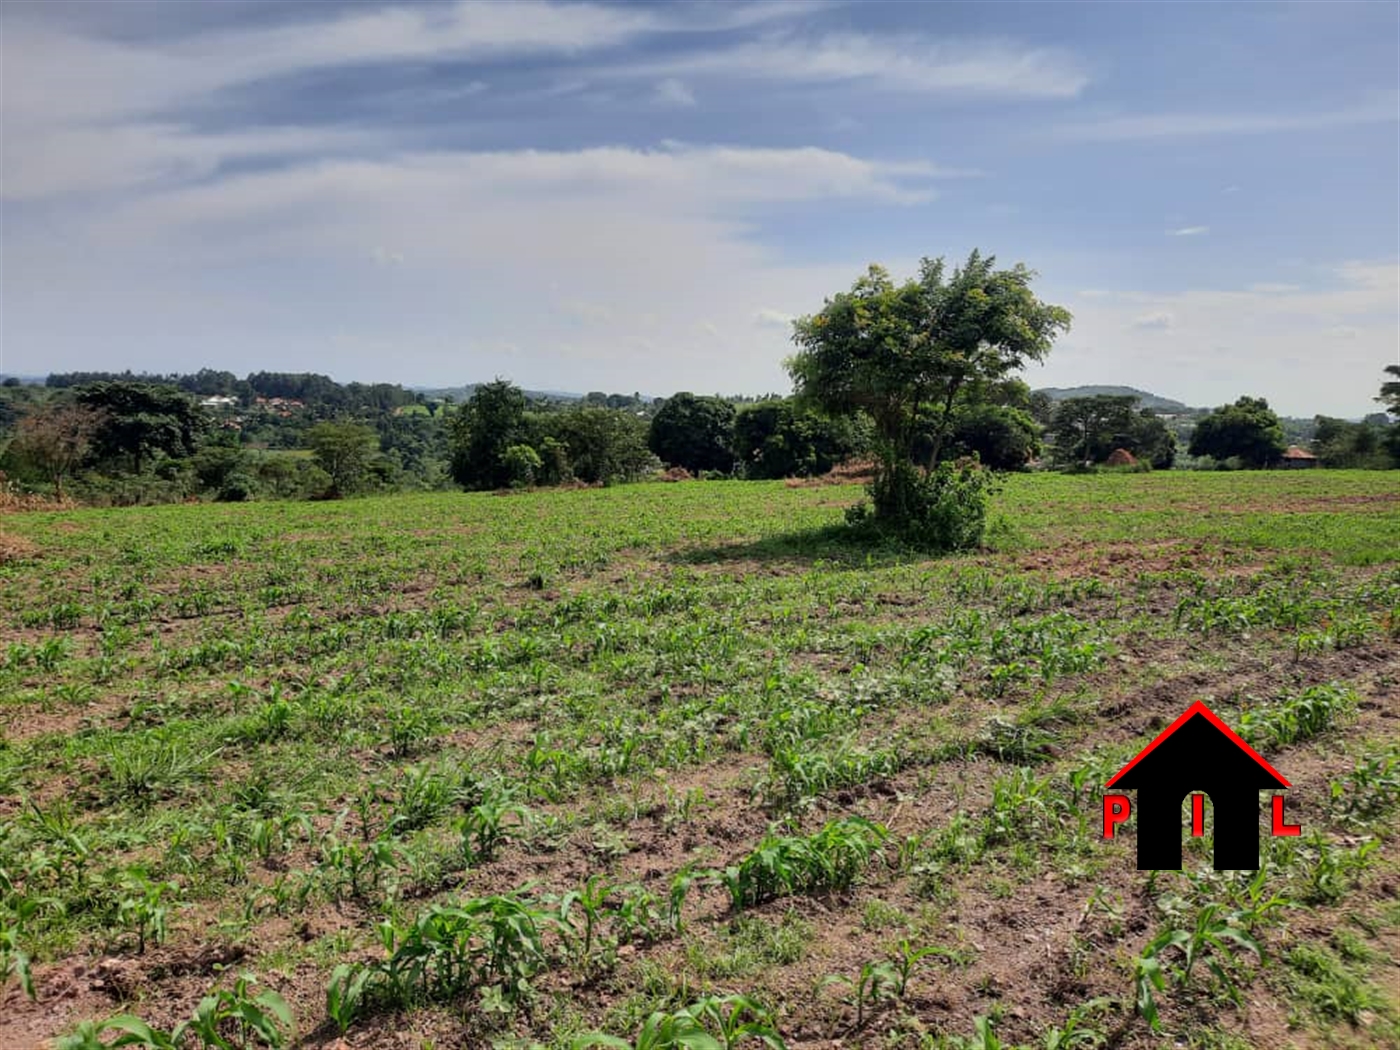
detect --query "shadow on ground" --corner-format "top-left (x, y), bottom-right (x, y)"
top-left (667, 523), bottom-right (925, 569)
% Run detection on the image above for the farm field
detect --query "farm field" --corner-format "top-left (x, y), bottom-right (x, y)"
top-left (1, 471), bottom-right (1399, 1050)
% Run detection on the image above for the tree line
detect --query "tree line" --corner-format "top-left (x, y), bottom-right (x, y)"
top-left (3, 277), bottom-right (1397, 517)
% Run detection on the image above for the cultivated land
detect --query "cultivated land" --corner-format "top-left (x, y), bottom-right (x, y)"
top-left (1, 472), bottom-right (1398, 1050)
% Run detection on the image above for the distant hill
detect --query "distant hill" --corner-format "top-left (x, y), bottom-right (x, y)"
top-left (1035, 385), bottom-right (1193, 413)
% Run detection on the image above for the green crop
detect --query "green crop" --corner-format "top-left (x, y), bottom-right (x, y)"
top-left (3, 471), bottom-right (1395, 1050)
top-left (713, 817), bottom-right (887, 910)
top-left (56, 974), bottom-right (293, 1050)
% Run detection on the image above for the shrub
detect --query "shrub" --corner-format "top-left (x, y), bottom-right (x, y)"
top-left (846, 459), bottom-right (995, 553)
top-left (216, 472), bottom-right (257, 502)
top-left (502, 444), bottom-right (543, 488)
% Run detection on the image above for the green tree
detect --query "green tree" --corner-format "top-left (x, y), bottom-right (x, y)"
top-left (1047, 396), bottom-right (1175, 469)
top-left (1127, 409), bottom-right (1177, 469)
top-left (74, 382), bottom-right (209, 473)
top-left (307, 421), bottom-right (378, 497)
top-left (7, 402), bottom-right (106, 498)
top-left (449, 380), bottom-right (528, 490)
top-left (555, 407), bottom-right (656, 484)
top-left (788, 252), bottom-right (1069, 531)
top-left (1315, 414), bottom-right (1393, 468)
top-left (1378, 364), bottom-right (1400, 418)
top-left (501, 444), bottom-right (543, 488)
top-left (1046, 395), bottom-right (1139, 467)
top-left (648, 393), bottom-right (735, 474)
top-left (1188, 396), bottom-right (1287, 468)
top-left (732, 399), bottom-right (868, 479)
top-left (189, 444), bottom-right (251, 495)
top-left (945, 403), bottom-right (1041, 470)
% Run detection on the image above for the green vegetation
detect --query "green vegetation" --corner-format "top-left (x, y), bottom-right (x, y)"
top-left (0, 470), bottom-right (1396, 1049)
top-left (2, 362), bottom-right (1397, 512)
top-left (788, 251), bottom-right (1071, 548)
top-left (1188, 396), bottom-right (1287, 468)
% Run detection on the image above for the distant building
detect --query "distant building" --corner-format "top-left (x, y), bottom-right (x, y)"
top-left (199, 395), bottom-right (239, 409)
top-left (1280, 445), bottom-right (1318, 469)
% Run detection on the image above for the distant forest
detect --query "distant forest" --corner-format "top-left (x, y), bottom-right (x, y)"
top-left (1, 366), bottom-right (1396, 506)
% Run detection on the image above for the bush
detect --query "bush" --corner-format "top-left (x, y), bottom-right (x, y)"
top-left (217, 472), bottom-right (257, 502)
top-left (847, 459), bottom-right (994, 552)
top-left (502, 444), bottom-right (543, 488)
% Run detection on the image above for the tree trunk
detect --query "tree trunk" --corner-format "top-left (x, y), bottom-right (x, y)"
top-left (926, 381), bottom-right (963, 468)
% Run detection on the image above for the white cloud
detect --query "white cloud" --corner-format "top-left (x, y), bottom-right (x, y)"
top-left (555, 298), bottom-right (615, 324)
top-left (2, 141), bottom-right (949, 393)
top-left (614, 33), bottom-right (1088, 99)
top-left (754, 308), bottom-right (795, 328)
top-left (1048, 262), bottom-right (1400, 415)
top-left (1131, 311), bottom-right (1174, 330)
top-left (654, 78), bottom-right (697, 107)
top-left (0, 3), bottom-right (659, 131)
top-left (1168, 226), bottom-right (1209, 237)
top-left (2, 123), bottom-right (378, 201)
top-left (0, 1), bottom-right (666, 203)
top-left (1053, 96), bottom-right (1398, 141)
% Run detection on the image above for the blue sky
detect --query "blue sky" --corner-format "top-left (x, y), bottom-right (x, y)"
top-left (1, 0), bottom-right (1396, 416)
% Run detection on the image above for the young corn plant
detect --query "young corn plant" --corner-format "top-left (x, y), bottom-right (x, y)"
top-left (713, 817), bottom-right (887, 911)
top-left (56, 974), bottom-right (293, 1050)
top-left (1134, 902), bottom-right (1262, 1031)
top-left (1237, 683), bottom-right (1355, 750)
top-left (2, 909), bottom-right (35, 1001)
top-left (556, 874), bottom-right (619, 978)
top-left (573, 993), bottom-right (786, 1049)
top-left (325, 963), bottom-right (371, 1036)
top-left (1329, 747), bottom-right (1400, 826)
top-left (824, 940), bottom-right (936, 1029)
top-left (822, 961), bottom-right (900, 1029)
top-left (116, 869), bottom-right (180, 955)
top-left (458, 782), bottom-right (531, 864)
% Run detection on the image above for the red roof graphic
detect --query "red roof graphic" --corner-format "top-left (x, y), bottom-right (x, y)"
top-left (1106, 700), bottom-right (1289, 789)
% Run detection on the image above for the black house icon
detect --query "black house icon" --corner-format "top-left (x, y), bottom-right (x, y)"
top-left (1107, 700), bottom-right (1289, 870)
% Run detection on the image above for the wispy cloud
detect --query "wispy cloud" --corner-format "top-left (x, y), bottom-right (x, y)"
top-left (1055, 261), bottom-right (1400, 416)
top-left (1053, 96), bottom-right (1398, 141)
top-left (2, 123), bottom-right (379, 201)
top-left (654, 78), bottom-right (697, 108)
top-left (754, 308), bottom-right (795, 328)
top-left (1168, 226), bottom-right (1210, 237)
top-left (0, 2), bottom-right (662, 130)
top-left (1131, 311), bottom-right (1174, 330)
top-left (614, 33), bottom-right (1089, 99)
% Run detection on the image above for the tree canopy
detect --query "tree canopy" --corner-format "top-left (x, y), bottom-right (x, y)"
top-left (789, 252), bottom-right (1070, 475)
top-left (648, 393), bottom-right (735, 474)
top-left (7, 401), bottom-right (105, 498)
top-left (307, 422), bottom-right (379, 497)
top-left (1188, 396), bottom-right (1287, 468)
top-left (788, 251), bottom-right (1069, 539)
top-left (733, 398), bottom-right (868, 479)
top-left (73, 381), bottom-right (209, 474)
top-left (1379, 364), bottom-right (1400, 418)
top-left (449, 380), bottom-right (529, 490)
top-left (1047, 395), bottom-right (1175, 468)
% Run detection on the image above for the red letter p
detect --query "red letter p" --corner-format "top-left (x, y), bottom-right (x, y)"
top-left (1103, 794), bottom-right (1131, 839)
